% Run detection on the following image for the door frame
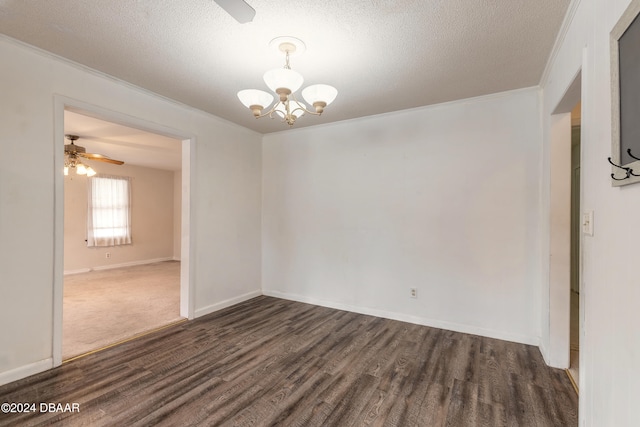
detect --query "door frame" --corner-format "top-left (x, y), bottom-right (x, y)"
top-left (52, 96), bottom-right (196, 366)
top-left (547, 68), bottom-right (583, 370)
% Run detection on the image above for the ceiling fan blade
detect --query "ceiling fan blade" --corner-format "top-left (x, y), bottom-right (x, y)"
top-left (214, 0), bottom-right (255, 23)
top-left (79, 152), bottom-right (125, 165)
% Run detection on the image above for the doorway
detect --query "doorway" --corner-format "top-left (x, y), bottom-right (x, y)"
top-left (52, 97), bottom-right (195, 366)
top-left (548, 70), bottom-right (582, 394)
top-left (62, 110), bottom-right (185, 360)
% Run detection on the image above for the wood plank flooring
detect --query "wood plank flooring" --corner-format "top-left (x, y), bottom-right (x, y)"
top-left (0, 296), bottom-right (577, 426)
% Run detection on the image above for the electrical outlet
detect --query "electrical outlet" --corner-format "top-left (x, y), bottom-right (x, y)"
top-left (106, 252), bottom-right (111, 259)
top-left (410, 288), bottom-right (417, 298)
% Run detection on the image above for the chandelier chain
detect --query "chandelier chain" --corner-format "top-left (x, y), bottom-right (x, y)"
top-left (284, 50), bottom-right (291, 70)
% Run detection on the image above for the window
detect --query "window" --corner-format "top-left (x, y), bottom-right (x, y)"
top-left (87, 175), bottom-right (132, 247)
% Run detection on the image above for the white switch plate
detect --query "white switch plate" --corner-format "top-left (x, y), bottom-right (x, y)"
top-left (582, 210), bottom-right (594, 236)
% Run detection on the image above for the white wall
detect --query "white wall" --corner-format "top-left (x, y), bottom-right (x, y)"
top-left (262, 88), bottom-right (542, 345)
top-left (5, 2), bottom-right (639, 423)
top-left (64, 162), bottom-right (176, 272)
top-left (173, 171), bottom-right (182, 260)
top-left (0, 36), bottom-right (262, 383)
top-left (541, 0), bottom-right (640, 425)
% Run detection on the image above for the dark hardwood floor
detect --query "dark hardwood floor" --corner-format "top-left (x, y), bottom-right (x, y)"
top-left (0, 296), bottom-right (577, 426)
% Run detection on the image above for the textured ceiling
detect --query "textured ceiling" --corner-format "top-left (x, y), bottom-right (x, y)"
top-left (1, 0), bottom-right (570, 134)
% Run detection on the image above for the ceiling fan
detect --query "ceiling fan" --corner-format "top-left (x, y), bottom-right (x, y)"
top-left (213, 0), bottom-right (255, 23)
top-left (64, 134), bottom-right (124, 176)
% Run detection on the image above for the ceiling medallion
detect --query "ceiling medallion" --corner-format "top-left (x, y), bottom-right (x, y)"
top-left (237, 36), bottom-right (338, 127)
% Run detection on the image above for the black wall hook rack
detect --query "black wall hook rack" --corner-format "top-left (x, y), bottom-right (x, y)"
top-left (608, 149), bottom-right (640, 181)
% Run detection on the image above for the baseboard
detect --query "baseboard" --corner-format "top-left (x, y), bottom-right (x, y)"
top-left (64, 268), bottom-right (91, 276)
top-left (194, 290), bottom-right (262, 318)
top-left (539, 337), bottom-right (551, 365)
top-left (263, 290), bottom-right (539, 347)
top-left (64, 257), bottom-right (175, 275)
top-left (0, 358), bottom-right (52, 387)
top-left (565, 368), bottom-right (579, 395)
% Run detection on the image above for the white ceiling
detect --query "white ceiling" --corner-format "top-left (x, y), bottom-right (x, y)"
top-left (64, 111), bottom-right (182, 171)
top-left (1, 0), bottom-right (570, 136)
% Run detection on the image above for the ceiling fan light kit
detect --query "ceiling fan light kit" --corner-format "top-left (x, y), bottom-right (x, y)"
top-left (64, 134), bottom-right (124, 176)
top-left (237, 36), bottom-right (338, 127)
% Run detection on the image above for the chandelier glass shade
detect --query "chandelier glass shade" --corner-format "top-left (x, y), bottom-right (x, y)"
top-left (263, 68), bottom-right (304, 95)
top-left (64, 156), bottom-right (96, 177)
top-left (237, 89), bottom-right (274, 117)
top-left (238, 37), bottom-right (337, 127)
top-left (302, 84), bottom-right (338, 112)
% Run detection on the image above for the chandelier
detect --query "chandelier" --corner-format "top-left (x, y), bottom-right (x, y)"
top-left (63, 134), bottom-right (124, 177)
top-left (64, 158), bottom-right (96, 177)
top-left (237, 36), bottom-right (338, 127)
top-left (64, 135), bottom-right (96, 177)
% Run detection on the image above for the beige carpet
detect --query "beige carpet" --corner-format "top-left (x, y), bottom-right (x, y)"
top-left (63, 261), bottom-right (182, 360)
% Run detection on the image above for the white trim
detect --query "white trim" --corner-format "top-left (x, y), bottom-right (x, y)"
top-left (552, 69), bottom-right (583, 115)
top-left (539, 0), bottom-right (583, 87)
top-left (63, 268), bottom-right (91, 276)
top-left (180, 137), bottom-right (196, 320)
top-left (266, 86), bottom-right (541, 137)
top-left (539, 336), bottom-right (551, 366)
top-left (0, 34), bottom-right (260, 137)
top-left (52, 99), bottom-right (65, 367)
top-left (91, 257), bottom-right (174, 271)
top-left (58, 96), bottom-right (195, 140)
top-left (194, 290), bottom-right (262, 318)
top-left (63, 257), bottom-right (175, 275)
top-left (263, 290), bottom-right (540, 347)
top-left (53, 95), bottom-right (197, 367)
top-left (0, 359), bottom-right (52, 387)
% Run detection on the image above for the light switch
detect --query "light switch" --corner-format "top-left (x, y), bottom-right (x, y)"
top-left (582, 210), bottom-right (594, 236)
